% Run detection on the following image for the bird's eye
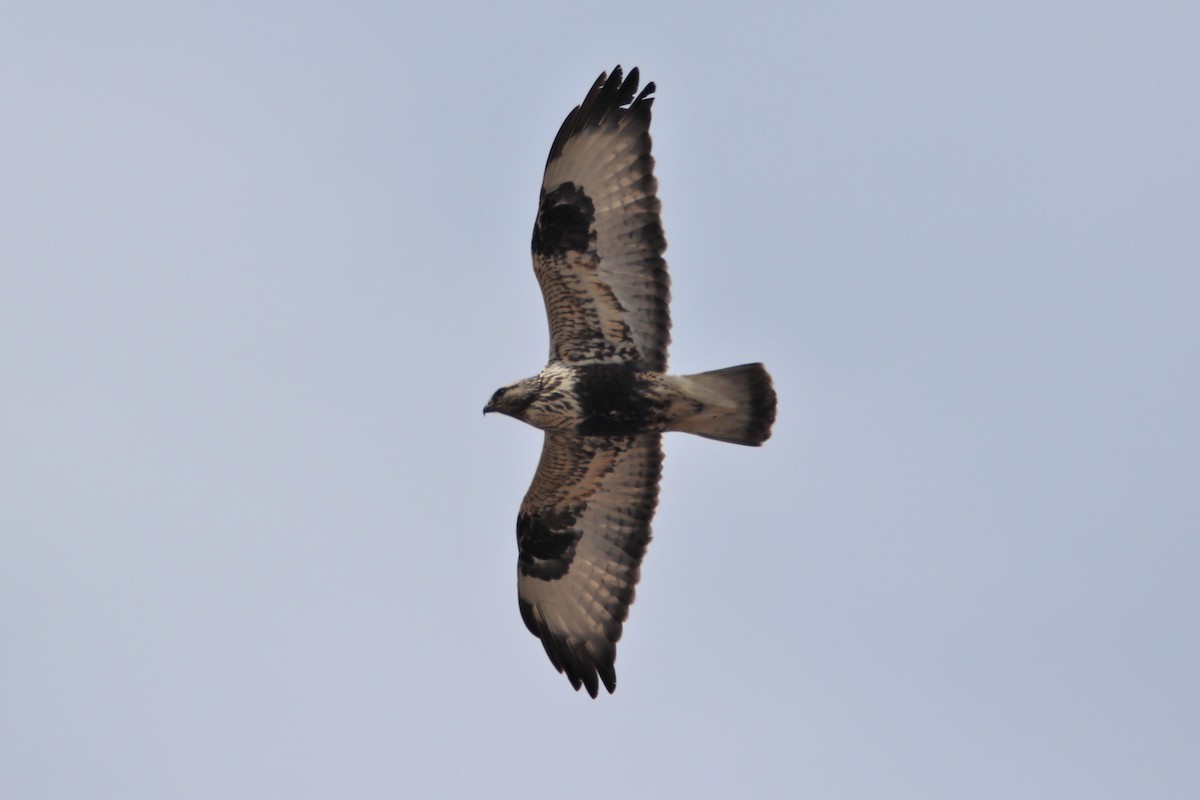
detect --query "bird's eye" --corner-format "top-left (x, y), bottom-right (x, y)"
top-left (492, 388), bottom-right (507, 403)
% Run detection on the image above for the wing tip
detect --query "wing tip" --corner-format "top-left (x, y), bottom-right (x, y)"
top-left (520, 597), bottom-right (620, 698)
top-left (541, 629), bottom-right (618, 698)
top-left (545, 65), bottom-right (655, 166)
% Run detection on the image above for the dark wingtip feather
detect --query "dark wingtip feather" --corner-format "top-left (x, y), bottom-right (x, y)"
top-left (617, 67), bottom-right (639, 106)
top-left (597, 660), bottom-right (617, 695)
top-left (637, 80), bottom-right (656, 109)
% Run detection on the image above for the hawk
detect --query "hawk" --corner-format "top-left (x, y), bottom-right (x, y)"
top-left (485, 67), bottom-right (777, 696)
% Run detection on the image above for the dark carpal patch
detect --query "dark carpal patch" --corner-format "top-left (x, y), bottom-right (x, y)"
top-left (532, 182), bottom-right (595, 256)
top-left (517, 508), bottom-right (582, 580)
top-left (575, 364), bottom-right (663, 436)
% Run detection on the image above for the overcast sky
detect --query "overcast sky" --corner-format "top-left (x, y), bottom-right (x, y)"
top-left (3, 2), bottom-right (1197, 798)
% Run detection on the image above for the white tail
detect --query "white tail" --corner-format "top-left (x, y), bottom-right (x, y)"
top-left (666, 363), bottom-right (777, 446)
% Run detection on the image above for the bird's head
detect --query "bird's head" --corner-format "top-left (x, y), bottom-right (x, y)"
top-left (483, 376), bottom-right (542, 420)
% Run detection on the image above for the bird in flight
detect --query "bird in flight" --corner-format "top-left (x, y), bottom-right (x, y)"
top-left (485, 66), bottom-right (776, 696)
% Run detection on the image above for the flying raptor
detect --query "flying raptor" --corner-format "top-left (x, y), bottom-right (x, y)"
top-left (485, 67), bottom-right (777, 696)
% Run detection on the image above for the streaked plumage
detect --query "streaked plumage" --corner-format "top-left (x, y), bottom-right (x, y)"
top-left (486, 67), bottom-right (777, 697)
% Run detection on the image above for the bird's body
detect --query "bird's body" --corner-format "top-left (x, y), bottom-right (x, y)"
top-left (489, 361), bottom-right (775, 442)
top-left (486, 67), bottom-right (776, 696)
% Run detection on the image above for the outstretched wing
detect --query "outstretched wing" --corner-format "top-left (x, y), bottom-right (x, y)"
top-left (532, 67), bottom-right (671, 372)
top-left (516, 431), bottom-right (662, 696)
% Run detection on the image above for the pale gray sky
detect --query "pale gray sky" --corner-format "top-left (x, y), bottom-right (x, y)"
top-left (3, 2), bottom-right (1198, 798)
